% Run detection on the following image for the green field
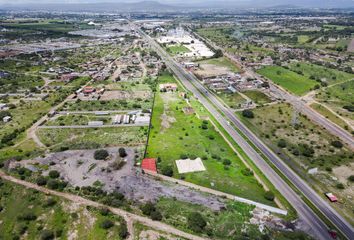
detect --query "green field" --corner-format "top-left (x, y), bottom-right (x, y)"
top-left (46, 114), bottom-right (115, 126)
top-left (218, 92), bottom-right (247, 109)
top-left (288, 62), bottom-right (354, 85)
top-left (166, 44), bottom-right (190, 55)
top-left (196, 27), bottom-right (236, 47)
top-left (257, 66), bottom-right (318, 95)
top-left (37, 126), bottom-right (148, 151)
top-left (243, 90), bottom-right (272, 104)
top-left (297, 35), bottom-right (310, 44)
top-left (0, 180), bottom-right (127, 240)
top-left (146, 72), bottom-right (274, 205)
top-left (311, 103), bottom-right (351, 131)
top-left (198, 57), bottom-right (240, 73)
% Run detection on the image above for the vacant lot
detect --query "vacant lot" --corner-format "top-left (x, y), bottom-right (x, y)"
top-left (166, 44), bottom-right (190, 55)
top-left (146, 73), bottom-right (274, 205)
top-left (197, 57), bottom-right (240, 73)
top-left (37, 127), bottom-right (148, 151)
top-left (62, 99), bottom-right (152, 111)
top-left (218, 92), bottom-right (247, 109)
top-left (257, 66), bottom-right (317, 95)
top-left (0, 180), bottom-right (127, 240)
top-left (243, 90), bottom-right (272, 105)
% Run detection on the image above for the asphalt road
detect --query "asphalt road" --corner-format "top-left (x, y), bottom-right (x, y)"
top-left (136, 27), bottom-right (354, 240)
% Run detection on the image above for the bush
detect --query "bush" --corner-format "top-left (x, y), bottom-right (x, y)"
top-left (119, 221), bottom-right (129, 239)
top-left (118, 148), bottom-right (127, 158)
top-left (277, 139), bottom-right (287, 148)
top-left (18, 212), bottom-right (37, 221)
top-left (99, 208), bottom-right (110, 216)
top-left (161, 165), bottom-right (173, 177)
top-left (331, 141), bottom-right (343, 149)
top-left (264, 191), bottom-right (275, 201)
top-left (43, 198), bottom-right (57, 207)
top-left (348, 175), bottom-right (354, 182)
top-left (140, 202), bottom-right (155, 216)
top-left (241, 168), bottom-right (253, 176)
top-left (242, 109), bottom-right (254, 118)
top-left (180, 154), bottom-right (188, 159)
top-left (223, 159), bottom-right (231, 166)
top-left (100, 219), bottom-right (114, 229)
top-left (150, 210), bottom-right (163, 221)
top-left (336, 183), bottom-right (345, 189)
top-left (46, 179), bottom-right (59, 190)
top-left (36, 176), bottom-right (47, 186)
top-left (48, 170), bottom-right (60, 179)
top-left (40, 230), bottom-right (54, 240)
top-left (94, 149), bottom-right (109, 160)
top-left (187, 212), bottom-right (207, 233)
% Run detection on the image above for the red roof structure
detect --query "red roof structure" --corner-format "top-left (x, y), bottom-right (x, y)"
top-left (325, 193), bottom-right (338, 202)
top-left (141, 158), bottom-right (157, 173)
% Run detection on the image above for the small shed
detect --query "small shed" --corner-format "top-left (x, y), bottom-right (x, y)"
top-left (141, 158), bottom-right (157, 173)
top-left (325, 193), bottom-right (338, 202)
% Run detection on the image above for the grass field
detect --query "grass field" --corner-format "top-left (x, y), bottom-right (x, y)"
top-left (288, 62), bottom-right (354, 85)
top-left (311, 103), bottom-right (351, 131)
top-left (257, 66), bottom-right (318, 95)
top-left (46, 114), bottom-right (115, 126)
top-left (196, 27), bottom-right (236, 47)
top-left (197, 57), bottom-right (240, 73)
top-left (243, 90), bottom-right (272, 104)
top-left (297, 35), bottom-right (310, 44)
top-left (37, 126), bottom-right (148, 151)
top-left (146, 72), bottom-right (275, 205)
top-left (166, 44), bottom-right (190, 55)
top-left (218, 92), bottom-right (247, 109)
top-left (0, 180), bottom-right (126, 240)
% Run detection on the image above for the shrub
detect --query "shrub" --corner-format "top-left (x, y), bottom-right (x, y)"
top-left (48, 170), bottom-right (60, 179)
top-left (94, 149), bottom-right (109, 160)
top-left (18, 212), bottom-right (37, 221)
top-left (46, 179), bottom-right (59, 190)
top-left (161, 165), bottom-right (173, 177)
top-left (348, 175), bottom-right (354, 182)
top-left (140, 202), bottom-right (155, 216)
top-left (336, 183), bottom-right (345, 189)
top-left (187, 212), bottom-right (207, 233)
top-left (242, 109), bottom-right (254, 118)
top-left (331, 141), bottom-right (343, 149)
top-left (264, 191), bottom-right (275, 201)
top-left (119, 221), bottom-right (129, 239)
top-left (99, 208), bottom-right (110, 216)
top-left (36, 176), bottom-right (47, 186)
top-left (223, 159), bottom-right (231, 166)
top-left (277, 139), bottom-right (287, 148)
top-left (43, 198), bottom-right (57, 207)
top-left (150, 210), bottom-right (163, 221)
top-left (241, 168), bottom-right (253, 176)
top-left (118, 148), bottom-right (127, 158)
top-left (180, 154), bottom-right (188, 159)
top-left (100, 219), bottom-right (114, 229)
top-left (40, 230), bottom-right (54, 240)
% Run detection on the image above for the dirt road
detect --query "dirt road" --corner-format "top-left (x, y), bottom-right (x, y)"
top-left (0, 170), bottom-right (208, 240)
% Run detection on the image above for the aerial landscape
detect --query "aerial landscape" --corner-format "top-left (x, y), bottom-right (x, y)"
top-left (0, 0), bottom-right (353, 239)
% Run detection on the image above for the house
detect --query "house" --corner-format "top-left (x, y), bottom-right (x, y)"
top-left (112, 115), bottom-right (123, 124)
top-left (325, 193), bottom-right (338, 202)
top-left (60, 73), bottom-right (78, 82)
top-left (0, 103), bottom-right (8, 110)
top-left (83, 86), bottom-right (95, 95)
top-left (141, 158), bottom-right (157, 173)
top-left (159, 83), bottom-right (178, 92)
top-left (3, 116), bottom-right (11, 123)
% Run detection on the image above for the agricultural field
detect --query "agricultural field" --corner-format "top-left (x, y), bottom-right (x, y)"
top-left (0, 180), bottom-right (128, 240)
top-left (37, 126), bottom-right (148, 151)
top-left (257, 66), bottom-right (318, 95)
top-left (46, 114), bottom-right (115, 126)
top-left (288, 62), bottom-right (354, 85)
top-left (146, 72), bottom-right (275, 205)
top-left (196, 27), bottom-right (236, 47)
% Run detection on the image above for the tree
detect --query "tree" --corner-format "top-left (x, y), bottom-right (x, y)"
top-left (336, 183), bottom-right (345, 189)
top-left (118, 148), bottom-right (127, 158)
top-left (187, 212), bottom-right (207, 233)
top-left (48, 170), bottom-right (60, 179)
top-left (213, 49), bottom-right (223, 58)
top-left (161, 165), bottom-right (173, 177)
top-left (119, 221), bottom-right (129, 239)
top-left (100, 219), bottom-right (114, 229)
top-left (223, 159), bottom-right (231, 166)
top-left (331, 141), bottom-right (343, 149)
top-left (36, 176), bottom-right (47, 186)
top-left (150, 210), bottom-right (163, 221)
top-left (140, 202), bottom-right (155, 216)
top-left (264, 191), bottom-right (275, 201)
top-left (47, 179), bottom-right (59, 190)
top-left (40, 230), bottom-right (54, 240)
top-left (348, 175), bottom-right (354, 182)
top-left (94, 149), bottom-right (109, 160)
top-left (242, 110), bottom-right (254, 119)
top-left (277, 139), bottom-right (287, 148)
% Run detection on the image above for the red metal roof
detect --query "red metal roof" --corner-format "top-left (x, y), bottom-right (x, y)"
top-left (141, 158), bottom-right (157, 173)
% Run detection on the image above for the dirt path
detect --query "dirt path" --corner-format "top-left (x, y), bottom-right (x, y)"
top-left (0, 171), bottom-right (208, 240)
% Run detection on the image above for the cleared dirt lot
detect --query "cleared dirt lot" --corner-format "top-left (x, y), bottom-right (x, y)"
top-left (10, 148), bottom-right (225, 211)
top-left (100, 90), bottom-right (152, 101)
top-left (194, 63), bottom-right (230, 78)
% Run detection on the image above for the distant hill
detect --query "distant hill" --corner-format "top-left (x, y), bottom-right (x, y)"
top-left (1, 1), bottom-right (176, 12)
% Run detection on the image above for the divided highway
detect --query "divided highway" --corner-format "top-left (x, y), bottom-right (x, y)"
top-left (135, 26), bottom-right (354, 240)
